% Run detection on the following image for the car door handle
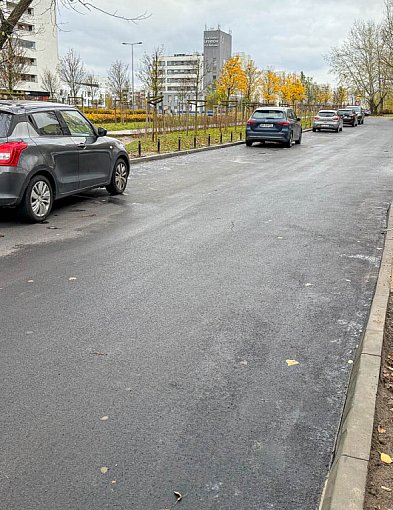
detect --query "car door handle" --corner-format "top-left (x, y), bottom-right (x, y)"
top-left (77, 142), bottom-right (86, 149)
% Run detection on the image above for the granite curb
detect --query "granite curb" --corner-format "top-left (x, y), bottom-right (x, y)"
top-left (319, 205), bottom-right (393, 510)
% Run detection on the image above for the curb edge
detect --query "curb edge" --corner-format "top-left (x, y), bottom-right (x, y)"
top-left (319, 205), bottom-right (393, 510)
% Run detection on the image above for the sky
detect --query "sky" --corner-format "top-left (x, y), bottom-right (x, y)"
top-left (56, 0), bottom-right (386, 86)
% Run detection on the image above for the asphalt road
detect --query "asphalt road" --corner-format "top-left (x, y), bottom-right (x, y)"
top-left (1, 117), bottom-right (393, 510)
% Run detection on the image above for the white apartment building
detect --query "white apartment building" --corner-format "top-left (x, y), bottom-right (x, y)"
top-left (0, 0), bottom-right (59, 97)
top-left (159, 53), bottom-right (204, 112)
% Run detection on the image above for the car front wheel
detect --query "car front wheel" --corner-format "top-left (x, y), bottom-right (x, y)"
top-left (246, 140), bottom-right (253, 147)
top-left (106, 158), bottom-right (129, 195)
top-left (19, 175), bottom-right (54, 223)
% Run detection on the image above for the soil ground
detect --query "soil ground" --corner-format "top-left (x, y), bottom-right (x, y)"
top-left (364, 296), bottom-right (393, 509)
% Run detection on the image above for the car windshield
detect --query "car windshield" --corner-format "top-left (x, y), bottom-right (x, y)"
top-left (0, 112), bottom-right (11, 137)
top-left (253, 110), bottom-right (285, 119)
top-left (318, 112), bottom-right (336, 117)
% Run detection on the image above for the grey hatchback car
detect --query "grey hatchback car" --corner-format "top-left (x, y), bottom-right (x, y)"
top-left (0, 101), bottom-right (130, 222)
top-left (246, 107), bottom-right (302, 147)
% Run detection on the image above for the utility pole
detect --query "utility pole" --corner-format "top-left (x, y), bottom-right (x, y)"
top-left (122, 41), bottom-right (142, 109)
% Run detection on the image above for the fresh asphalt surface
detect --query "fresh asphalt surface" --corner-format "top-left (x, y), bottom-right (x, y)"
top-left (1, 117), bottom-right (393, 510)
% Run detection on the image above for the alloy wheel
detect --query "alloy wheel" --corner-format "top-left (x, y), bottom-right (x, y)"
top-left (30, 180), bottom-right (51, 218)
top-left (115, 161), bottom-right (128, 191)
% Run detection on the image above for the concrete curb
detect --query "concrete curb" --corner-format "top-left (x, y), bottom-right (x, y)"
top-left (128, 140), bottom-right (245, 164)
top-left (127, 128), bottom-right (312, 165)
top-left (319, 205), bottom-right (393, 510)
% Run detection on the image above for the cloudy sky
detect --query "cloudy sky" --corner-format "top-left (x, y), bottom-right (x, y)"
top-left (56, 0), bottom-right (386, 86)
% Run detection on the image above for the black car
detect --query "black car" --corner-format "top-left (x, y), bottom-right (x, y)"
top-left (338, 108), bottom-right (358, 127)
top-left (0, 101), bottom-right (130, 222)
top-left (246, 107), bottom-right (302, 148)
top-left (346, 105), bottom-right (365, 124)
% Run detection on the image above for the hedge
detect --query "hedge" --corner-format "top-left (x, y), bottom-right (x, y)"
top-left (85, 113), bottom-right (146, 123)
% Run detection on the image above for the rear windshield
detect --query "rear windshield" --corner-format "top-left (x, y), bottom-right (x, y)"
top-left (347, 106), bottom-right (360, 111)
top-left (253, 110), bottom-right (285, 119)
top-left (338, 109), bottom-right (353, 114)
top-left (0, 112), bottom-right (12, 137)
top-left (318, 111), bottom-right (336, 117)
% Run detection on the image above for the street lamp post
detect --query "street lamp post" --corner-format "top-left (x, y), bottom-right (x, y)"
top-left (122, 41), bottom-right (142, 110)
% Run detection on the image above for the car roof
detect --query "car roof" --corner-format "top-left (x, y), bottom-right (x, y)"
top-left (254, 107), bottom-right (290, 111)
top-left (0, 101), bottom-right (78, 114)
top-left (319, 109), bottom-right (337, 112)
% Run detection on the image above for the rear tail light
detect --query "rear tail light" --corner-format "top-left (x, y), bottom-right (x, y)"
top-left (247, 119), bottom-right (257, 125)
top-left (0, 141), bottom-right (28, 167)
top-left (276, 121), bottom-right (289, 126)
top-left (314, 116), bottom-right (320, 120)
top-left (332, 116), bottom-right (339, 120)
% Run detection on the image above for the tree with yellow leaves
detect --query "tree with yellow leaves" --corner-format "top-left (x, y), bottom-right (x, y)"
top-left (260, 69), bottom-right (281, 104)
top-left (216, 56), bottom-right (247, 103)
top-left (279, 73), bottom-right (305, 105)
top-left (333, 86), bottom-right (348, 107)
top-left (242, 59), bottom-right (262, 103)
top-left (315, 84), bottom-right (333, 105)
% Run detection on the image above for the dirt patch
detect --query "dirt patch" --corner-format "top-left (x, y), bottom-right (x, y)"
top-left (364, 295), bottom-right (393, 509)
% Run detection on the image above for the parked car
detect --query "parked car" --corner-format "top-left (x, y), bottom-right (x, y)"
top-left (337, 108), bottom-right (358, 127)
top-left (246, 107), bottom-right (302, 148)
top-left (0, 101), bottom-right (130, 222)
top-left (312, 110), bottom-right (343, 132)
top-left (346, 105), bottom-right (365, 124)
top-left (364, 109), bottom-right (371, 116)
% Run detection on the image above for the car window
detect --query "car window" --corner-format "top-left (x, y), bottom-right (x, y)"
top-left (61, 110), bottom-right (95, 137)
top-left (0, 112), bottom-right (12, 137)
top-left (253, 110), bottom-right (285, 119)
top-left (31, 111), bottom-right (63, 136)
top-left (318, 111), bottom-right (336, 117)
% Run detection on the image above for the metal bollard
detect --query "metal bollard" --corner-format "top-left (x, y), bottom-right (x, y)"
top-left (230, 131), bottom-right (233, 142)
top-left (193, 136), bottom-right (197, 149)
top-left (240, 131), bottom-right (243, 141)
top-left (220, 133), bottom-right (223, 144)
top-left (138, 140), bottom-right (141, 157)
top-left (178, 138), bottom-right (181, 151)
top-left (157, 138), bottom-right (160, 153)
top-left (208, 134), bottom-right (211, 146)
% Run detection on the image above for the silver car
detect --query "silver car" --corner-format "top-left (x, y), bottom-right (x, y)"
top-left (312, 110), bottom-right (343, 133)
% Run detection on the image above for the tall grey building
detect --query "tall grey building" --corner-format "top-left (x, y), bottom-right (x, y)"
top-left (203, 27), bottom-right (232, 91)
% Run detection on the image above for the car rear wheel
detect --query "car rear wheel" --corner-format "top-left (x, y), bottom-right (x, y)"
top-left (246, 140), bottom-right (253, 147)
top-left (284, 131), bottom-right (293, 148)
top-left (19, 175), bottom-right (54, 223)
top-left (312, 128), bottom-right (317, 132)
top-left (106, 158), bottom-right (129, 195)
top-left (295, 130), bottom-right (302, 144)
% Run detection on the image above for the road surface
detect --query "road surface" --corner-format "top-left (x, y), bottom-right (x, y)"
top-left (1, 117), bottom-right (392, 509)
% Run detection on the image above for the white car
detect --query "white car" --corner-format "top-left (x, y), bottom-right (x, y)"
top-left (313, 110), bottom-right (343, 133)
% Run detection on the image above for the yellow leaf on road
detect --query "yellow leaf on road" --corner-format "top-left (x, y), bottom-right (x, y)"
top-left (100, 416), bottom-right (109, 421)
top-left (381, 453), bottom-right (393, 464)
top-left (100, 467), bottom-right (108, 474)
top-left (286, 359), bottom-right (299, 366)
top-left (378, 425), bottom-right (386, 434)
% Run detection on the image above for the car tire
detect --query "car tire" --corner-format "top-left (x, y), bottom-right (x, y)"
top-left (295, 130), bottom-right (302, 144)
top-left (106, 158), bottom-right (129, 195)
top-left (246, 140), bottom-right (253, 147)
top-left (312, 128), bottom-right (317, 132)
top-left (284, 131), bottom-right (293, 148)
top-left (19, 174), bottom-right (54, 223)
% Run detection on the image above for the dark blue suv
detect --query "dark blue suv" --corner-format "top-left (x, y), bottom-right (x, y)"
top-left (0, 101), bottom-right (130, 222)
top-left (246, 107), bottom-right (302, 148)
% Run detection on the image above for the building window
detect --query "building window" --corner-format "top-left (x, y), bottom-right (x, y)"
top-left (21, 74), bottom-right (37, 82)
top-left (18, 39), bottom-right (36, 50)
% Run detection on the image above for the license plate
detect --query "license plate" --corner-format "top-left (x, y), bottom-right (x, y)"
top-left (321, 124), bottom-right (330, 127)
top-left (259, 124), bottom-right (273, 128)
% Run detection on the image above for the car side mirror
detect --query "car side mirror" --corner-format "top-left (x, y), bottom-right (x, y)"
top-left (97, 127), bottom-right (107, 137)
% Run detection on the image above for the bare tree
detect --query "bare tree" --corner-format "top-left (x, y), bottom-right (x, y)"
top-left (107, 61), bottom-right (129, 100)
top-left (59, 48), bottom-right (86, 101)
top-left (84, 72), bottom-right (99, 106)
top-left (0, 1), bottom-right (148, 50)
top-left (138, 48), bottom-right (165, 139)
top-left (0, 35), bottom-right (29, 93)
top-left (327, 20), bottom-right (392, 113)
top-left (242, 58), bottom-right (261, 103)
top-left (381, 0), bottom-right (393, 70)
top-left (41, 68), bottom-right (60, 99)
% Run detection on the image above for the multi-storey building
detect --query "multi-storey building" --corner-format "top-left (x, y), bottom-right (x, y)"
top-left (203, 27), bottom-right (232, 91)
top-left (0, 0), bottom-right (59, 97)
top-left (159, 53), bottom-right (204, 112)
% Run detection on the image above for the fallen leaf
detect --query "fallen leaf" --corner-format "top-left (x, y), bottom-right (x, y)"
top-left (348, 360), bottom-right (354, 364)
top-left (100, 416), bottom-right (109, 421)
top-left (27, 279), bottom-right (34, 283)
top-left (68, 277), bottom-right (77, 281)
top-left (90, 351), bottom-right (107, 356)
top-left (174, 491), bottom-right (183, 501)
top-left (286, 359), bottom-right (299, 366)
top-left (111, 480), bottom-right (116, 485)
top-left (100, 467), bottom-right (108, 474)
top-left (239, 360), bottom-right (248, 366)
top-left (381, 485), bottom-right (392, 492)
top-left (378, 425), bottom-right (386, 434)
top-left (305, 283), bottom-right (313, 287)
top-left (380, 452), bottom-right (393, 464)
